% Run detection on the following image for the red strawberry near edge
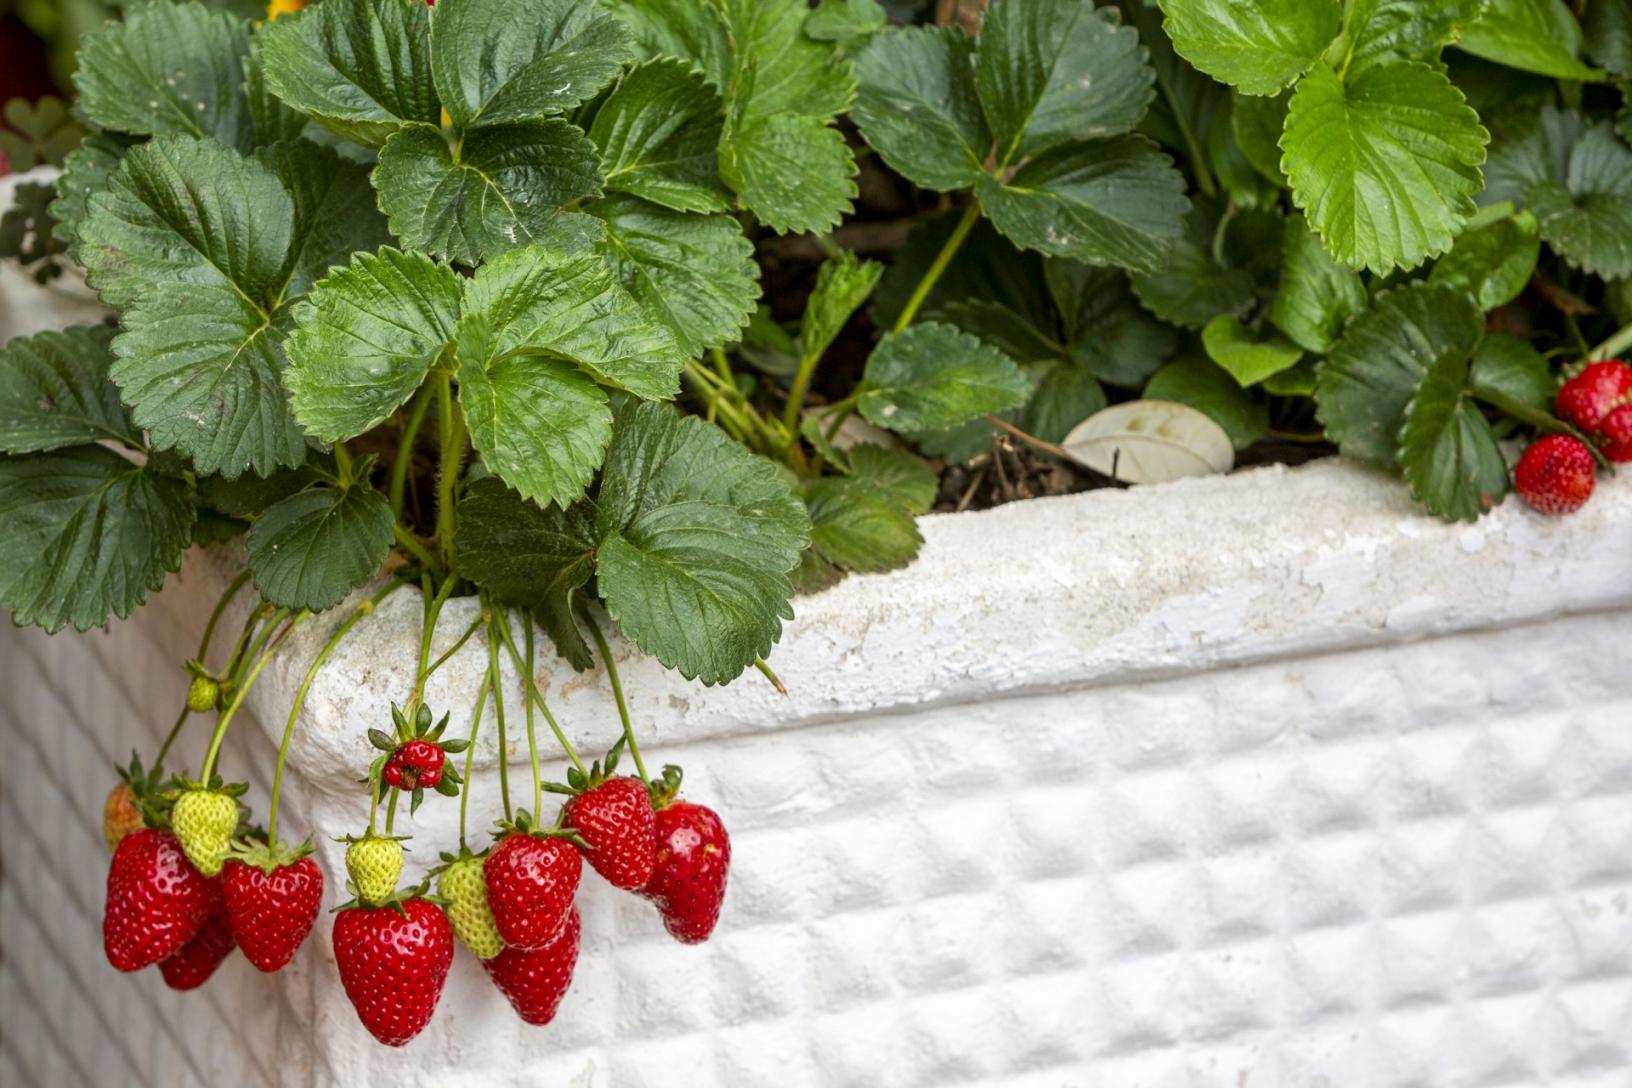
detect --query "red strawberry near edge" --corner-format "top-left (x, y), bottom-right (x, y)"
top-left (564, 775), bottom-right (658, 890)
top-left (221, 850), bottom-right (324, 973)
top-left (1557, 360), bottom-right (1632, 433)
top-left (104, 829), bottom-right (214, 972)
top-left (332, 897), bottom-right (454, 1047)
top-left (159, 883), bottom-right (236, 991)
top-left (641, 766), bottom-right (731, 944)
top-left (484, 826), bottom-right (582, 950)
top-left (483, 908), bottom-right (582, 1026)
top-left (1514, 434), bottom-right (1597, 515)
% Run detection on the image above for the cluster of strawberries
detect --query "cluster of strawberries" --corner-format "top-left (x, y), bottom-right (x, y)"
top-left (1513, 359), bottom-right (1632, 515)
top-left (101, 725), bottom-right (728, 1048)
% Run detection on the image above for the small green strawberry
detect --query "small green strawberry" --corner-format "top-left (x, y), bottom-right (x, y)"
top-left (346, 835), bottom-right (405, 905)
top-left (170, 785), bottom-right (241, 877)
top-left (186, 675), bottom-right (221, 714)
top-left (436, 848), bottom-right (503, 960)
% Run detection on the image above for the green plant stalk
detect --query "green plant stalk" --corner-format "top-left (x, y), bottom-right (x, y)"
top-left (893, 202), bottom-right (979, 333)
top-left (390, 387), bottom-right (433, 518)
top-left (153, 706), bottom-right (191, 768)
top-left (392, 523), bottom-right (441, 575)
top-left (424, 610), bottom-right (486, 683)
top-left (582, 605), bottom-right (649, 785)
top-left (433, 370), bottom-right (466, 570)
top-left (223, 604), bottom-right (284, 708)
top-left (198, 569), bottom-right (253, 666)
top-left (711, 346), bottom-right (736, 386)
top-left (459, 666), bottom-right (493, 848)
top-left (684, 361), bottom-right (766, 449)
top-left (1590, 320), bottom-right (1632, 361)
top-left (366, 755), bottom-right (383, 836)
top-left (413, 572), bottom-right (460, 708)
top-left (384, 787), bottom-right (399, 836)
top-left (821, 390), bottom-right (863, 443)
top-left (486, 612), bottom-right (512, 821)
top-left (200, 610), bottom-right (307, 782)
top-left (493, 610), bottom-right (588, 778)
top-left (1471, 388), bottom-right (1615, 471)
top-left (267, 580), bottom-right (406, 845)
top-left (333, 442), bottom-right (355, 489)
top-left (784, 343), bottom-right (826, 434)
top-left (523, 621), bottom-right (543, 819)
top-left (221, 600), bottom-right (273, 690)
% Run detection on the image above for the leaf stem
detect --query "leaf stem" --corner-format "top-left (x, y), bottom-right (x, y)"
top-left (893, 202), bottom-right (979, 334)
top-left (154, 706), bottom-right (191, 768)
top-left (392, 524), bottom-right (442, 575)
top-left (424, 610), bottom-right (485, 683)
top-left (433, 370), bottom-right (466, 570)
top-left (1589, 321), bottom-right (1632, 361)
top-left (459, 664), bottom-right (492, 848)
top-left (485, 612), bottom-right (511, 821)
top-left (268, 581), bottom-right (404, 845)
top-left (581, 605), bottom-right (648, 785)
top-left (523, 621), bottom-right (543, 818)
top-left (201, 610), bottom-right (306, 783)
top-left (390, 387), bottom-right (433, 519)
top-left (754, 657), bottom-right (788, 697)
top-left (384, 786), bottom-right (399, 836)
top-left (493, 609), bottom-right (588, 778)
top-left (198, 570), bottom-right (253, 666)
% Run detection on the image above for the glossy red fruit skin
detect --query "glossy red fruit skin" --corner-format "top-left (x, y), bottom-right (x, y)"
top-left (1599, 404), bottom-right (1632, 462)
top-left (331, 899), bottom-right (454, 1047)
top-left (104, 829), bottom-right (214, 972)
top-left (1557, 360), bottom-right (1632, 433)
top-left (383, 757), bottom-right (405, 789)
top-left (159, 883), bottom-right (235, 991)
top-left (398, 740), bottom-right (444, 789)
top-left (221, 856), bottom-right (324, 972)
top-left (483, 908), bottom-right (581, 1025)
top-left (642, 802), bottom-right (730, 944)
top-left (484, 833), bottom-right (582, 949)
top-left (564, 777), bottom-right (658, 890)
top-left (1514, 434), bottom-right (1597, 515)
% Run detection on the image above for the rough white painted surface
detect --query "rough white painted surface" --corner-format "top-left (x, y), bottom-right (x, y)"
top-left (1, 458), bottom-right (1629, 1088)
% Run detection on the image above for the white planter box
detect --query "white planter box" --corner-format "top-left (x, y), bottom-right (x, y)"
top-left (3, 170), bottom-right (1631, 1086)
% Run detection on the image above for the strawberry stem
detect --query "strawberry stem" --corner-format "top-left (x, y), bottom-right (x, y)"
top-left (524, 620), bottom-right (543, 821)
top-left (459, 664), bottom-right (493, 849)
top-left (493, 609), bottom-right (588, 779)
top-left (198, 569), bottom-right (253, 667)
top-left (581, 605), bottom-right (649, 786)
top-left (389, 384), bottom-right (432, 519)
top-left (201, 610), bottom-right (307, 783)
top-left (485, 611), bottom-right (512, 821)
top-left (893, 201), bottom-right (978, 334)
top-left (432, 370), bottom-right (466, 571)
top-left (153, 705), bottom-right (190, 768)
top-left (268, 580), bottom-right (406, 845)
top-left (384, 786), bottom-right (399, 835)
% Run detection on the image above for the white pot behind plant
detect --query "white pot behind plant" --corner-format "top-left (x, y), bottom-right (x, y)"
top-left (0, 168), bottom-right (110, 342)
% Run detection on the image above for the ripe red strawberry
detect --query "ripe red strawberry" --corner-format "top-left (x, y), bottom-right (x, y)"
top-left (484, 832), bottom-right (581, 949)
top-left (396, 739), bottom-right (445, 790)
top-left (643, 801), bottom-right (730, 944)
top-left (1557, 360), bottom-right (1632, 433)
top-left (221, 854), bottom-right (324, 972)
top-left (1514, 434), bottom-right (1596, 515)
top-left (1599, 404), bottom-right (1632, 462)
top-left (383, 757), bottom-right (406, 790)
top-left (483, 908), bottom-right (581, 1026)
top-left (332, 898), bottom-right (454, 1047)
top-left (564, 776), bottom-right (658, 890)
top-left (104, 829), bottom-right (214, 972)
top-left (159, 883), bottom-right (235, 991)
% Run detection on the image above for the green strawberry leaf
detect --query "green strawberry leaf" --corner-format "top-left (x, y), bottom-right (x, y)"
top-left (859, 322), bottom-right (1029, 433)
top-left (1428, 206), bottom-right (1541, 310)
top-left (716, 0), bottom-right (858, 233)
top-left (373, 121), bottom-right (604, 266)
top-left (1271, 212), bottom-right (1368, 353)
top-left (260, 140), bottom-right (395, 300)
top-left (1144, 355), bottom-right (1268, 449)
top-left (1282, 62), bottom-right (1488, 273)
top-left (0, 446), bottom-right (194, 633)
top-left (454, 476), bottom-right (598, 669)
top-left (843, 444), bottom-right (938, 515)
top-left (853, 25), bottom-right (990, 192)
top-left (975, 136), bottom-right (1189, 272)
top-left (1230, 89), bottom-right (1290, 185)
top-left (606, 0), bottom-right (732, 86)
top-left (1455, 0), bottom-right (1605, 81)
top-left (50, 133), bottom-right (129, 254)
top-left (594, 398), bottom-right (810, 684)
top-left (74, 0), bottom-right (254, 152)
top-left (976, 0), bottom-right (1154, 165)
top-left (1155, 0), bottom-right (1341, 96)
top-left (589, 59), bottom-right (731, 213)
top-left (1201, 315), bottom-right (1304, 388)
top-left (801, 250), bottom-right (884, 365)
top-left (1484, 108), bottom-right (1632, 279)
top-left (1585, 0), bottom-right (1632, 78)
top-left (801, 476), bottom-right (922, 574)
top-left (197, 464), bottom-right (322, 519)
top-left (1022, 362), bottom-right (1109, 446)
top-left (459, 234), bottom-right (684, 401)
top-left (1049, 261), bottom-right (1179, 387)
top-left (246, 43), bottom-right (311, 147)
top-left (941, 299), bottom-right (1066, 365)
top-left (1317, 283), bottom-right (1483, 468)
top-left (1129, 200), bottom-right (1259, 329)
top-left (588, 195), bottom-right (760, 357)
top-left (1468, 333), bottom-right (1556, 416)
top-left (0, 327), bottom-right (137, 454)
top-left (246, 484), bottom-right (395, 612)
top-left (1398, 349), bottom-right (1509, 522)
top-left (285, 248), bottom-right (464, 442)
top-left (429, 0), bottom-right (632, 128)
top-left (806, 0), bottom-right (887, 46)
top-left (1334, 0), bottom-right (1484, 78)
top-left (259, 0), bottom-right (441, 149)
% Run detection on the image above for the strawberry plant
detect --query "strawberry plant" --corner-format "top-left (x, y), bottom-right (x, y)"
top-left (2, 0), bottom-right (1632, 1048)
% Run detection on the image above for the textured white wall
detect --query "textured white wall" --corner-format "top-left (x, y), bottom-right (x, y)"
top-left (2, 457), bottom-right (1630, 1088)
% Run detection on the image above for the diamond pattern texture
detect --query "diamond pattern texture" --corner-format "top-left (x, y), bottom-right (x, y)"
top-left (2, 556), bottom-right (1629, 1086)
